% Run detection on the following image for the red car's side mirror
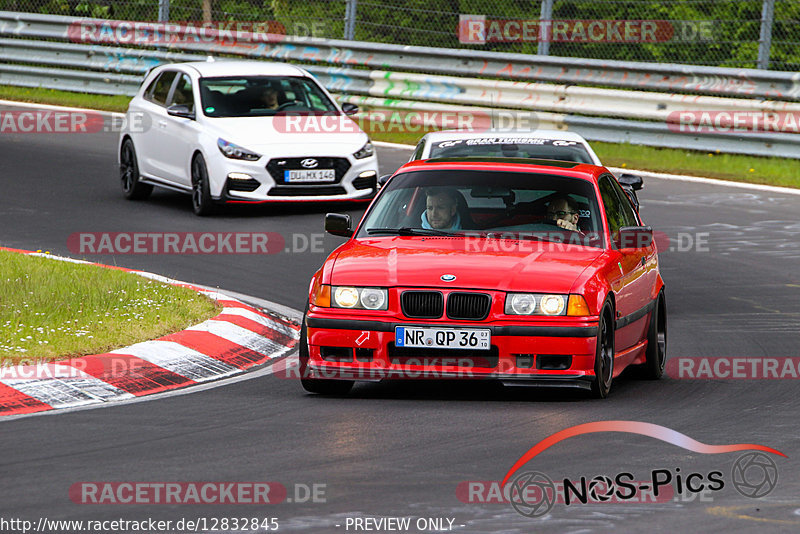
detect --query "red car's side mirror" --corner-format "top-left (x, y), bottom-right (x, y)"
top-left (325, 213), bottom-right (352, 238)
top-left (617, 226), bottom-right (653, 249)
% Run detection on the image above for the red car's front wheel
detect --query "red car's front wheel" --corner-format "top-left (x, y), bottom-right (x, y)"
top-left (298, 313), bottom-right (354, 396)
top-left (591, 302), bottom-right (615, 399)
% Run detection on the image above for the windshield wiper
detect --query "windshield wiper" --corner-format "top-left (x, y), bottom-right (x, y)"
top-left (486, 231), bottom-right (547, 241)
top-left (366, 227), bottom-right (459, 236)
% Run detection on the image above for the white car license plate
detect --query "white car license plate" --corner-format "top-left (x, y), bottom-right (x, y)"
top-left (284, 169), bottom-right (336, 182)
top-left (395, 327), bottom-right (491, 350)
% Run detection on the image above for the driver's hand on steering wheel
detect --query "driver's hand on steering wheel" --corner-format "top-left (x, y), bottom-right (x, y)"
top-left (276, 100), bottom-right (300, 111)
top-left (555, 218), bottom-right (579, 232)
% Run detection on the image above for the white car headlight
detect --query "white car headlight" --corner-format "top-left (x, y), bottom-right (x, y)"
top-left (505, 293), bottom-right (568, 316)
top-left (217, 138), bottom-right (261, 161)
top-left (332, 286), bottom-right (388, 310)
top-left (353, 141), bottom-right (374, 159)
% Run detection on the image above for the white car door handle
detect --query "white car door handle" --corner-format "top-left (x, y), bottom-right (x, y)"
top-left (158, 120), bottom-right (167, 128)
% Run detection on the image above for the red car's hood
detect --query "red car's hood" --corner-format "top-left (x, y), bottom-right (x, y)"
top-left (329, 237), bottom-right (604, 293)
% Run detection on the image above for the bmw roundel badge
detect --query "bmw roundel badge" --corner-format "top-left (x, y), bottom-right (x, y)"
top-left (441, 274), bottom-right (456, 282)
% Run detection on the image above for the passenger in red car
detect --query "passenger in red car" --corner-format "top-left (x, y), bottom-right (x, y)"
top-left (422, 188), bottom-right (462, 230)
top-left (547, 195), bottom-right (581, 232)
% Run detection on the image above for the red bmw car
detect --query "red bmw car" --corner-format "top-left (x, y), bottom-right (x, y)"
top-left (299, 158), bottom-right (666, 398)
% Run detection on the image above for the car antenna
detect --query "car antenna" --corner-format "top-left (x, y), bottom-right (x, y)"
top-left (206, 56), bottom-right (216, 62)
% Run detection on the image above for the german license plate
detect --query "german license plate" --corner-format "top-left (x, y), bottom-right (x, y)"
top-left (395, 327), bottom-right (491, 350)
top-left (284, 169), bottom-right (336, 182)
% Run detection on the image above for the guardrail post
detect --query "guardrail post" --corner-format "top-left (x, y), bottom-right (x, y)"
top-left (158, 0), bottom-right (170, 23)
top-left (757, 0), bottom-right (775, 69)
top-left (537, 0), bottom-right (554, 56)
top-left (344, 0), bottom-right (358, 41)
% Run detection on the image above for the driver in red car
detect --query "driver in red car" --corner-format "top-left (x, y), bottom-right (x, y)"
top-left (547, 194), bottom-right (582, 233)
top-left (422, 188), bottom-right (462, 230)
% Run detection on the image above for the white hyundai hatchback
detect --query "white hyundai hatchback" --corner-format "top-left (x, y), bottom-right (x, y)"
top-left (119, 60), bottom-right (378, 215)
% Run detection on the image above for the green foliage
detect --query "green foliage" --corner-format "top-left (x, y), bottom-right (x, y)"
top-left (74, 1), bottom-right (110, 18)
top-left (1, 0), bottom-right (797, 69)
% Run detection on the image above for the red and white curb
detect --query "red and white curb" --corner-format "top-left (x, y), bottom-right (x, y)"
top-left (0, 247), bottom-right (300, 416)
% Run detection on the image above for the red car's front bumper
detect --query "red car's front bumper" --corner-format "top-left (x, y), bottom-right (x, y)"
top-left (304, 311), bottom-right (601, 389)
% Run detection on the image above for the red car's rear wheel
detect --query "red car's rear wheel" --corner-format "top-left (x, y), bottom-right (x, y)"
top-left (640, 291), bottom-right (667, 379)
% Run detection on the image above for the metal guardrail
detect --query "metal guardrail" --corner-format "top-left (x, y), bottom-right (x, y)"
top-left (337, 95), bottom-right (800, 159)
top-left (2, 11), bottom-right (800, 101)
top-left (1, 11), bottom-right (800, 159)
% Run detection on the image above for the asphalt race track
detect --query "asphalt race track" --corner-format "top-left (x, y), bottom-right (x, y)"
top-left (1, 107), bottom-right (799, 533)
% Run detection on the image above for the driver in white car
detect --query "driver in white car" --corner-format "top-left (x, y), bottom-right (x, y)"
top-left (258, 87), bottom-right (280, 110)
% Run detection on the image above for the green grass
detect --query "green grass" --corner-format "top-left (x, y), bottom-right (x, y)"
top-left (0, 85), bottom-right (132, 112)
top-left (370, 129), bottom-right (430, 147)
top-left (591, 141), bottom-right (800, 189)
top-left (0, 250), bottom-right (219, 365)
top-left (1, 84), bottom-right (797, 188)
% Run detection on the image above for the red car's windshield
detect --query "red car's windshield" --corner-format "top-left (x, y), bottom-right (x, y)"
top-left (359, 169), bottom-right (604, 248)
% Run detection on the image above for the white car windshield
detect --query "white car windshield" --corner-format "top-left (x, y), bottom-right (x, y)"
top-left (428, 137), bottom-right (594, 163)
top-left (199, 76), bottom-right (338, 117)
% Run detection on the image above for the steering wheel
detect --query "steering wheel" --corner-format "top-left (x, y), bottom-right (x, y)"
top-left (276, 101), bottom-right (301, 111)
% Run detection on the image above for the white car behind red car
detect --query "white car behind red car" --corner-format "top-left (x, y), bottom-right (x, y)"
top-left (119, 60), bottom-right (378, 215)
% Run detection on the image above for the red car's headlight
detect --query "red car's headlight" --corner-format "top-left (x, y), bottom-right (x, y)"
top-left (505, 293), bottom-right (590, 316)
top-left (332, 286), bottom-right (388, 310)
top-left (506, 293), bottom-right (567, 315)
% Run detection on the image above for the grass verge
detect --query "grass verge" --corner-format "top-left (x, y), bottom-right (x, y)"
top-left (1, 84), bottom-right (797, 188)
top-left (0, 85), bottom-right (132, 113)
top-left (590, 141), bottom-right (800, 189)
top-left (0, 250), bottom-right (219, 365)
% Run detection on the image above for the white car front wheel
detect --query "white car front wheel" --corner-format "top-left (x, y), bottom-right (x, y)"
top-left (191, 154), bottom-right (215, 216)
top-left (120, 139), bottom-right (153, 201)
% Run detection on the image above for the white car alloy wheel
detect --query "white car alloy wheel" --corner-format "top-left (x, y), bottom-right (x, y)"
top-left (191, 154), bottom-right (214, 216)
